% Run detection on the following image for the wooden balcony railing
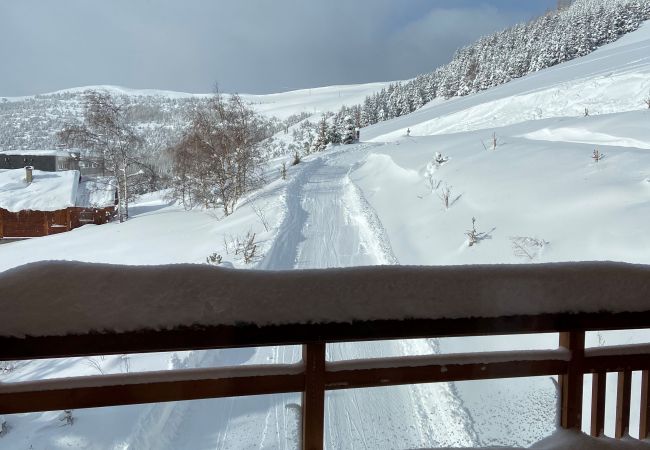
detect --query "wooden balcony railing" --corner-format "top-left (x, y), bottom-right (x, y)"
top-left (1, 262), bottom-right (650, 449)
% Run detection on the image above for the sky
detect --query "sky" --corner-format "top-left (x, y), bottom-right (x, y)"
top-left (0, 0), bottom-right (559, 96)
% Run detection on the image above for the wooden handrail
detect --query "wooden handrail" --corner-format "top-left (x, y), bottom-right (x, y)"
top-left (2, 313), bottom-right (650, 448)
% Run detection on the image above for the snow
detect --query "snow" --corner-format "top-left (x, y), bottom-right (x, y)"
top-left (363, 22), bottom-right (650, 141)
top-left (2, 19), bottom-right (650, 450)
top-left (5, 81), bottom-right (392, 121)
top-left (1, 260), bottom-right (648, 339)
top-left (0, 363), bottom-right (301, 394)
top-left (327, 349), bottom-right (570, 373)
top-left (0, 169), bottom-right (78, 212)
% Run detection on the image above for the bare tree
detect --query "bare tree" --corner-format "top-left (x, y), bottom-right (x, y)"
top-left (169, 92), bottom-right (265, 215)
top-left (58, 91), bottom-right (143, 222)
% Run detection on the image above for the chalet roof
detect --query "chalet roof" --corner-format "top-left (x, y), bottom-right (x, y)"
top-left (0, 169), bottom-right (79, 212)
top-left (0, 169), bottom-right (114, 212)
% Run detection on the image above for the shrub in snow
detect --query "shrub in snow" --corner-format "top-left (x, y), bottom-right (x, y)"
top-left (466, 217), bottom-right (480, 246)
top-left (510, 236), bottom-right (549, 261)
top-left (433, 152), bottom-right (449, 167)
top-left (224, 231), bottom-right (259, 264)
top-left (292, 151), bottom-right (301, 166)
top-left (424, 152), bottom-right (450, 184)
top-left (592, 149), bottom-right (604, 162)
top-left (239, 231), bottom-right (258, 264)
top-left (438, 184), bottom-right (453, 210)
top-left (84, 357), bottom-right (104, 375)
top-left (280, 162), bottom-right (287, 180)
top-left (206, 253), bottom-right (223, 265)
top-left (0, 416), bottom-right (7, 437)
top-left (482, 132), bottom-right (500, 151)
top-left (120, 354), bottom-right (131, 373)
top-left (424, 173), bottom-right (441, 193)
top-left (59, 410), bottom-right (74, 426)
top-left (0, 361), bottom-right (16, 373)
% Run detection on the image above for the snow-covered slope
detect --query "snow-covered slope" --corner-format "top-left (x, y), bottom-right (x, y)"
top-left (2, 22), bottom-right (650, 450)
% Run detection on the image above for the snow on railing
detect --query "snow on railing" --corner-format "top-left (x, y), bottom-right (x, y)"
top-left (1, 261), bottom-right (650, 449)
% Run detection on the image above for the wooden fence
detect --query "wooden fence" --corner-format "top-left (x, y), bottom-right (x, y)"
top-left (0, 206), bottom-right (115, 238)
top-left (1, 311), bottom-right (650, 449)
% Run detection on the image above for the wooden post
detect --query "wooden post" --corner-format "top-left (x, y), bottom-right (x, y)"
top-left (640, 370), bottom-right (650, 439)
top-left (590, 372), bottom-right (606, 437)
top-left (559, 331), bottom-right (585, 430)
top-left (302, 342), bottom-right (326, 450)
top-left (615, 370), bottom-right (632, 438)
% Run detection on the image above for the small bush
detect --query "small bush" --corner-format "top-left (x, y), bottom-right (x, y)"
top-left (206, 252), bottom-right (223, 265)
top-left (0, 416), bottom-right (7, 437)
top-left (466, 217), bottom-right (479, 246)
top-left (510, 236), bottom-right (548, 260)
top-left (438, 184), bottom-right (452, 210)
top-left (592, 149), bottom-right (604, 162)
top-left (59, 410), bottom-right (74, 426)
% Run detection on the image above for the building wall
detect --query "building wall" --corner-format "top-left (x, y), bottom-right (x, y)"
top-left (0, 154), bottom-right (80, 171)
top-left (0, 207), bottom-right (115, 238)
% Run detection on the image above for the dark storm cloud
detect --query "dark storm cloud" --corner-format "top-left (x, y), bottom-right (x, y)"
top-left (0, 0), bottom-right (557, 96)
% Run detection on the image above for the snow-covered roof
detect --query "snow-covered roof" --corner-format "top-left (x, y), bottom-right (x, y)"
top-left (76, 177), bottom-right (115, 208)
top-left (0, 261), bottom-right (648, 338)
top-left (0, 169), bottom-right (79, 212)
top-left (0, 149), bottom-right (76, 158)
top-left (0, 169), bottom-right (115, 212)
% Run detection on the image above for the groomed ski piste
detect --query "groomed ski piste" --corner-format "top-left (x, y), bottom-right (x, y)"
top-left (1, 21), bottom-right (650, 450)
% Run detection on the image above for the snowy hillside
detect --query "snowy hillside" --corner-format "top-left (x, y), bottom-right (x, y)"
top-left (0, 81), bottom-right (390, 153)
top-left (2, 19), bottom-right (650, 450)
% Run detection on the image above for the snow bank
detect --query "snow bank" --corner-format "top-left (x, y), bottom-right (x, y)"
top-left (0, 169), bottom-right (79, 212)
top-left (419, 430), bottom-right (650, 449)
top-left (1, 261), bottom-right (649, 338)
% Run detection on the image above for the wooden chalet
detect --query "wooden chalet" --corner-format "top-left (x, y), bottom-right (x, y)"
top-left (0, 166), bottom-right (116, 239)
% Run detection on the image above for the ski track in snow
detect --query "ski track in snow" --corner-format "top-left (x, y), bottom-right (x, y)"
top-left (135, 143), bottom-right (477, 449)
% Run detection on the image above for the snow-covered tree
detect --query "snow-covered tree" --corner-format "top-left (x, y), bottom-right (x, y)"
top-left (341, 115), bottom-right (356, 144)
top-left (309, 117), bottom-right (329, 153)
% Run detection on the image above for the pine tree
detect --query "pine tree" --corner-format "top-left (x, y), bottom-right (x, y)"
top-left (341, 115), bottom-right (356, 144)
top-left (309, 117), bottom-right (329, 153)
